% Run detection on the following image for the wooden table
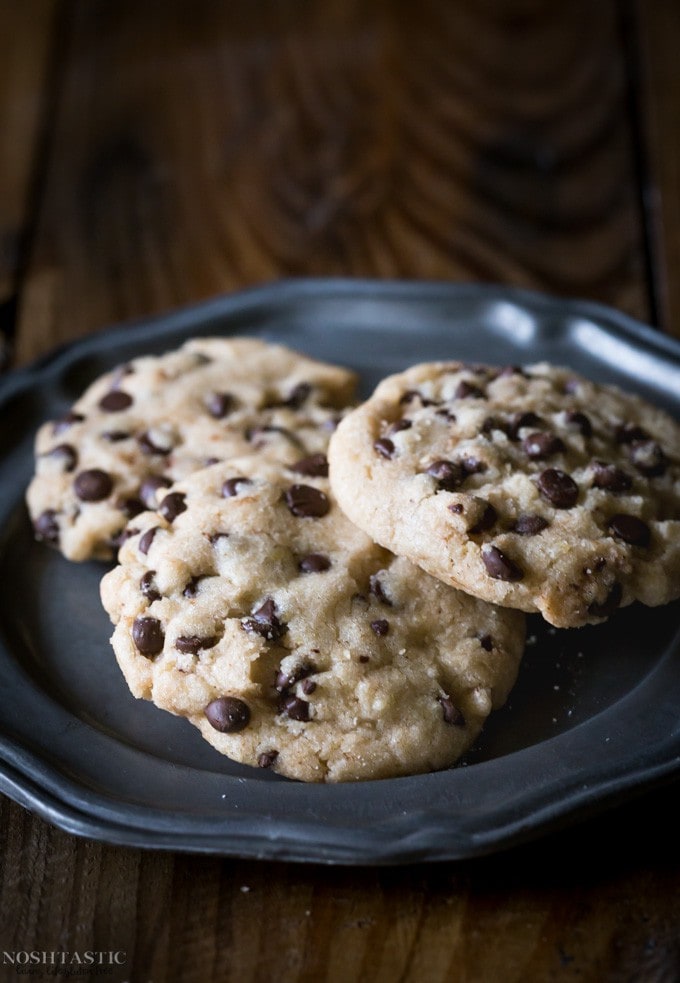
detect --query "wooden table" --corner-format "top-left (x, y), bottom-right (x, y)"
top-left (1, 2), bottom-right (679, 980)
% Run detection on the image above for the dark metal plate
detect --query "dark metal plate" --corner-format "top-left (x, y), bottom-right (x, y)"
top-left (0, 279), bottom-right (678, 864)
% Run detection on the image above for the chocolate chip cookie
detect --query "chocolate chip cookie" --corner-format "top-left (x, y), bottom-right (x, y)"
top-left (100, 456), bottom-right (525, 782)
top-left (27, 337), bottom-right (356, 561)
top-left (328, 361), bottom-right (680, 628)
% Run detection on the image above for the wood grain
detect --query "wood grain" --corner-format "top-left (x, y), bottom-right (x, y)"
top-left (15, 0), bottom-right (648, 364)
top-left (2, 1), bottom-right (677, 981)
top-left (0, 0), bottom-right (57, 368)
top-left (633, 0), bottom-right (680, 337)
top-left (2, 787), bottom-right (680, 982)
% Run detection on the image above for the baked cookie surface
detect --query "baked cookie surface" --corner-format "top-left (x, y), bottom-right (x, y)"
top-left (100, 456), bottom-right (525, 782)
top-left (27, 337), bottom-right (356, 561)
top-left (328, 361), bottom-right (680, 628)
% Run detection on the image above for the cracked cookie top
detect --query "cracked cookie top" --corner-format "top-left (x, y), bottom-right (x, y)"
top-left (100, 455), bottom-right (525, 782)
top-left (328, 361), bottom-right (680, 628)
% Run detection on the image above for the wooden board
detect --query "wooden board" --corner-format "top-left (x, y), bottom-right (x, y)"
top-left (633, 0), bottom-right (680, 337)
top-left (0, 0), bottom-right (57, 367)
top-left (15, 0), bottom-right (648, 364)
top-left (2, 787), bottom-right (680, 981)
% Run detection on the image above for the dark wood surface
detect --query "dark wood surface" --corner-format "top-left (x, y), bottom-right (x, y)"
top-left (1, 2), bottom-right (679, 980)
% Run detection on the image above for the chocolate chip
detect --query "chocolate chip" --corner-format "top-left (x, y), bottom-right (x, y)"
top-left (74, 468), bottom-right (113, 502)
top-left (591, 462), bottom-right (632, 492)
top-left (438, 696), bottom-right (465, 726)
top-left (222, 476), bottom-right (251, 498)
top-left (139, 475), bottom-right (172, 509)
top-left (279, 695), bottom-right (310, 721)
top-left (607, 514), bottom-right (651, 548)
top-left (101, 430), bottom-right (130, 443)
top-left (206, 391), bottom-right (236, 418)
top-left (42, 443), bottom-right (78, 472)
top-left (482, 416), bottom-right (509, 437)
top-left (258, 750), bottom-right (278, 768)
top-left (183, 575), bottom-right (205, 598)
top-left (298, 553), bottom-right (331, 574)
top-left (588, 582), bottom-right (623, 618)
top-left (34, 509), bottom-right (60, 545)
top-left (459, 456), bottom-right (488, 477)
top-left (140, 571), bottom-right (161, 602)
top-left (284, 382), bottom-right (312, 409)
top-left (253, 597), bottom-right (278, 623)
top-left (275, 661), bottom-right (316, 693)
top-left (371, 619), bottom-right (389, 636)
top-left (435, 408), bottom-right (457, 422)
top-left (266, 383), bottom-right (313, 409)
top-left (158, 492), bottom-right (187, 523)
top-left (628, 440), bottom-right (668, 478)
top-left (242, 597), bottom-right (287, 641)
top-left (52, 411), bottom-right (85, 435)
top-left (479, 634), bottom-right (493, 651)
top-left (399, 389), bottom-right (433, 406)
top-left (359, 655), bottom-right (370, 663)
top-left (513, 514), bottom-right (549, 536)
top-left (615, 422), bottom-right (649, 444)
top-left (426, 460), bottom-right (463, 491)
top-left (138, 429), bottom-right (173, 456)
top-left (482, 545), bottom-right (524, 581)
top-left (132, 616), bottom-right (164, 656)
top-left (205, 696), bottom-right (251, 733)
top-left (562, 410), bottom-right (592, 437)
top-left (455, 380), bottom-right (484, 399)
top-left (109, 526), bottom-right (139, 550)
top-left (285, 484), bottom-right (329, 518)
top-left (508, 412), bottom-right (543, 441)
top-left (99, 391), bottom-right (133, 412)
top-left (373, 438), bottom-right (395, 459)
top-left (290, 454), bottom-right (328, 478)
top-left (176, 634), bottom-right (219, 654)
top-left (497, 364), bottom-right (525, 378)
top-left (522, 431), bottom-right (564, 460)
top-left (448, 503), bottom-right (464, 514)
top-left (138, 527), bottom-right (158, 555)
top-left (116, 496), bottom-right (145, 519)
top-left (386, 419), bottom-right (413, 437)
top-left (369, 573), bottom-right (392, 606)
top-left (273, 673), bottom-right (291, 692)
top-left (537, 468), bottom-right (578, 509)
top-left (468, 501), bottom-right (497, 534)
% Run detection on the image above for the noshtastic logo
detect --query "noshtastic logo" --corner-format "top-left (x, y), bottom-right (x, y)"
top-left (2, 950), bottom-right (127, 973)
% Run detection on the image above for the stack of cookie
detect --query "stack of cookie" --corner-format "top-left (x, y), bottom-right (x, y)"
top-left (26, 340), bottom-right (680, 782)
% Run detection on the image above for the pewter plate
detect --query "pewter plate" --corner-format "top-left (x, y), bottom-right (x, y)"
top-left (0, 279), bottom-right (679, 864)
